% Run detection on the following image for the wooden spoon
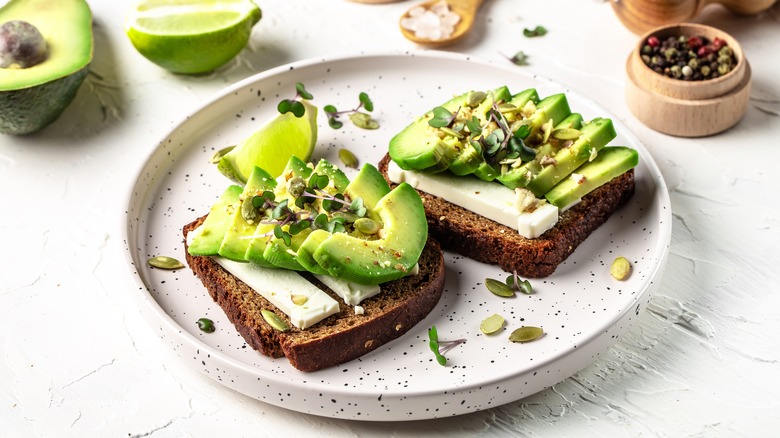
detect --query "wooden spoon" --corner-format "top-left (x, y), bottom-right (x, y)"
top-left (399, 0), bottom-right (486, 46)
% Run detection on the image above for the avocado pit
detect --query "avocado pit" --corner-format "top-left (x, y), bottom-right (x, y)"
top-left (0, 20), bottom-right (48, 69)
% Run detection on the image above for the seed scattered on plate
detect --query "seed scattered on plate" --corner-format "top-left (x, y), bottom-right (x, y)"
top-left (485, 278), bottom-right (514, 297)
top-left (147, 255), bottom-right (184, 270)
top-left (509, 326), bottom-right (544, 343)
top-left (610, 256), bottom-right (631, 281)
top-left (209, 145), bottom-right (235, 163)
top-left (480, 314), bottom-right (505, 334)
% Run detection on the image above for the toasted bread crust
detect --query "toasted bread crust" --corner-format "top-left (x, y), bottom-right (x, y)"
top-left (183, 218), bottom-right (445, 372)
top-left (377, 153), bottom-right (635, 278)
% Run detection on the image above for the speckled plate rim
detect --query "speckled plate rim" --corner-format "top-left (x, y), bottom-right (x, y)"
top-left (123, 50), bottom-right (672, 421)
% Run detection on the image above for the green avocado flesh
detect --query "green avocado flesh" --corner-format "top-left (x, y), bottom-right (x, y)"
top-left (387, 85), bottom-right (637, 209)
top-left (545, 146), bottom-right (639, 208)
top-left (188, 157), bottom-right (428, 285)
top-left (0, 0), bottom-right (93, 135)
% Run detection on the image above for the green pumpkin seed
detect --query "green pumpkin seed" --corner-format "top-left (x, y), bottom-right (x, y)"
top-left (497, 103), bottom-right (518, 114)
top-left (196, 318), bottom-right (215, 333)
top-left (509, 326), bottom-right (544, 343)
top-left (338, 148), bottom-right (359, 169)
top-left (261, 309), bottom-right (290, 332)
top-left (241, 196), bottom-right (260, 223)
top-left (354, 217), bottom-right (380, 234)
top-left (440, 126), bottom-right (464, 138)
top-left (467, 90), bottom-right (487, 107)
top-left (552, 128), bottom-right (582, 140)
top-left (291, 294), bottom-right (308, 306)
top-left (209, 145), bottom-right (235, 163)
top-left (611, 256), bottom-right (631, 280)
top-left (349, 112), bottom-right (379, 129)
top-left (485, 278), bottom-right (515, 297)
top-left (147, 255), bottom-right (184, 270)
top-left (480, 314), bottom-right (505, 334)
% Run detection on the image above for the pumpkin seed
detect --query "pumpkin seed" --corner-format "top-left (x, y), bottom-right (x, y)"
top-left (354, 217), bottom-right (380, 234)
top-left (440, 126), bottom-right (464, 138)
top-left (291, 294), bottom-right (308, 306)
top-left (467, 90), bottom-right (487, 107)
top-left (349, 112), bottom-right (379, 129)
top-left (485, 278), bottom-right (515, 297)
top-left (196, 318), bottom-right (215, 333)
top-left (261, 309), bottom-right (290, 332)
top-left (241, 196), bottom-right (259, 223)
top-left (147, 255), bottom-right (184, 270)
top-left (497, 103), bottom-right (518, 114)
top-left (552, 128), bottom-right (582, 140)
top-left (209, 145), bottom-right (235, 163)
top-left (611, 256), bottom-right (631, 280)
top-left (480, 314), bottom-right (505, 334)
top-left (509, 326), bottom-right (544, 343)
top-left (338, 148), bottom-right (359, 168)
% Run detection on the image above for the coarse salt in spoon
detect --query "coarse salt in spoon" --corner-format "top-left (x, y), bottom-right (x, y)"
top-left (399, 0), bottom-right (486, 46)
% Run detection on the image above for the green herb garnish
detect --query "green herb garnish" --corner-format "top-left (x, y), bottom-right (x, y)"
top-left (324, 92), bottom-right (378, 129)
top-left (196, 318), bottom-right (215, 333)
top-left (505, 270), bottom-right (533, 295)
top-left (505, 51), bottom-right (528, 66)
top-left (277, 82), bottom-right (313, 117)
top-left (428, 325), bottom-right (466, 366)
top-left (523, 25), bottom-right (548, 38)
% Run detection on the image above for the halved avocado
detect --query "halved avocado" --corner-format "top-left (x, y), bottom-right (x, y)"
top-left (0, 0), bottom-right (92, 135)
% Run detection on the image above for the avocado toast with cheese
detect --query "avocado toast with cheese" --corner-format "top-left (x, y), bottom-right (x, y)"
top-left (380, 86), bottom-right (638, 278)
top-left (184, 154), bottom-right (445, 372)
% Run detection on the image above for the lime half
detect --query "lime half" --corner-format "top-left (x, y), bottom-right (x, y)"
top-left (126, 0), bottom-right (261, 74)
top-left (218, 100), bottom-right (318, 183)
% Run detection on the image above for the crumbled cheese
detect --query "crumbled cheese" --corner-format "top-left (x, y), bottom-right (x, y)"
top-left (354, 305), bottom-right (365, 315)
top-left (571, 173), bottom-right (587, 185)
top-left (514, 188), bottom-right (538, 213)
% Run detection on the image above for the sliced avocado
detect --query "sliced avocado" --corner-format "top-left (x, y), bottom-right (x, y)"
top-left (545, 146), bottom-right (638, 208)
top-left (297, 163), bottom-right (390, 274)
top-left (447, 86), bottom-right (512, 175)
top-left (217, 166), bottom-right (277, 262)
top-left (496, 113), bottom-right (584, 189)
top-left (0, 0), bottom-right (92, 135)
top-left (525, 117), bottom-right (617, 196)
top-left (245, 156), bottom-right (313, 268)
top-left (468, 88), bottom-right (542, 182)
top-left (389, 88), bottom-right (508, 172)
top-left (187, 185), bottom-right (243, 256)
top-left (313, 182), bottom-right (427, 285)
top-left (523, 93), bottom-right (572, 146)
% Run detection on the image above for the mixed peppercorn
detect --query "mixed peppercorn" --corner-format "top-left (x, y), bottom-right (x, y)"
top-left (641, 34), bottom-right (738, 81)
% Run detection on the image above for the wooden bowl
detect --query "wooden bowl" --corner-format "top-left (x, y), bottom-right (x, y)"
top-left (625, 23), bottom-right (751, 137)
top-left (611, 0), bottom-right (777, 35)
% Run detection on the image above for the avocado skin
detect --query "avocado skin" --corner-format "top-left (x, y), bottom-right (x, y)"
top-left (0, 65), bottom-right (88, 135)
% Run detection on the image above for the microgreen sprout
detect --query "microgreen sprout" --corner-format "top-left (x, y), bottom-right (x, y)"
top-left (505, 270), bottom-right (533, 295)
top-left (324, 92), bottom-right (378, 129)
top-left (502, 51), bottom-right (529, 66)
top-left (239, 171), bottom-right (369, 245)
top-left (277, 82), bottom-right (314, 117)
top-left (523, 25), bottom-right (548, 38)
top-left (428, 325), bottom-right (466, 366)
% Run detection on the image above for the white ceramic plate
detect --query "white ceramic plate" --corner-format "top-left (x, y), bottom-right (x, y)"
top-left (124, 51), bottom-right (671, 421)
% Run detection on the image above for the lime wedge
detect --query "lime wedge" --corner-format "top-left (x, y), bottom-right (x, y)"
top-left (218, 100), bottom-right (318, 183)
top-left (125, 0), bottom-right (262, 74)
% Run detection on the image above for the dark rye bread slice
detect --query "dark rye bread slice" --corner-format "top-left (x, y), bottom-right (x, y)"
top-left (183, 216), bottom-right (445, 372)
top-left (378, 153), bottom-right (635, 278)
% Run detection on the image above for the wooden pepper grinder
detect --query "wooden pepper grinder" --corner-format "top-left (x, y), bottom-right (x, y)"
top-left (612, 0), bottom-right (777, 34)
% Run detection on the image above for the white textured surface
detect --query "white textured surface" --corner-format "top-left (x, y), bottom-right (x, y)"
top-left (1, 0), bottom-right (779, 436)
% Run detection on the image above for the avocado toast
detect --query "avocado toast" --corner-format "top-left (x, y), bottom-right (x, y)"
top-left (380, 86), bottom-right (638, 278)
top-left (184, 156), bottom-right (445, 372)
